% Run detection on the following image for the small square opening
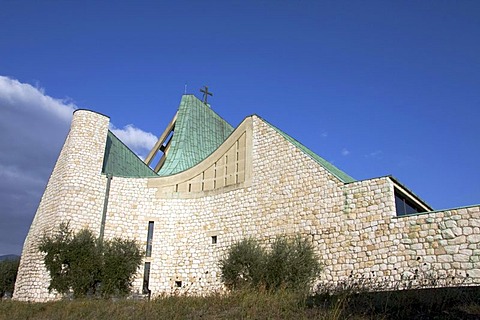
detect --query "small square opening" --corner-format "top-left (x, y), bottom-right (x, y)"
top-left (211, 236), bottom-right (217, 244)
top-left (175, 281), bottom-right (182, 288)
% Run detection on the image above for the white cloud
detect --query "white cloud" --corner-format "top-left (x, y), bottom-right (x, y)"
top-left (341, 148), bottom-right (350, 156)
top-left (0, 76), bottom-right (77, 256)
top-left (0, 76), bottom-right (157, 255)
top-left (0, 76), bottom-right (76, 122)
top-left (110, 124), bottom-right (157, 157)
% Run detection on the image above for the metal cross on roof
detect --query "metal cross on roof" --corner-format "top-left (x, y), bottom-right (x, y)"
top-left (200, 86), bottom-right (213, 104)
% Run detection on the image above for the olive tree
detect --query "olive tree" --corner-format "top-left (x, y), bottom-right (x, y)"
top-left (220, 235), bottom-right (322, 292)
top-left (39, 223), bottom-right (142, 298)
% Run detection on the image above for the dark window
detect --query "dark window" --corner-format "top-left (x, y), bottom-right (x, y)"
top-left (211, 236), bottom-right (217, 244)
top-left (175, 280), bottom-right (182, 288)
top-left (146, 221), bottom-right (154, 257)
top-left (395, 190), bottom-right (425, 216)
top-left (143, 262), bottom-right (151, 294)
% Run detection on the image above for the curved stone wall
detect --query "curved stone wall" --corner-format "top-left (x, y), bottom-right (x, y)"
top-left (14, 110), bottom-right (110, 301)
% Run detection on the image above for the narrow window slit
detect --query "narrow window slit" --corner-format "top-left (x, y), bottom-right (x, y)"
top-left (145, 221), bottom-right (154, 257)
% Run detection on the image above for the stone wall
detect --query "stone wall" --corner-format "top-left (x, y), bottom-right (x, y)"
top-left (317, 177), bottom-right (480, 286)
top-left (14, 112), bottom-right (480, 301)
top-left (14, 110), bottom-right (110, 301)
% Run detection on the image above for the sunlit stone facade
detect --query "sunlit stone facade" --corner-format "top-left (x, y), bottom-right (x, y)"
top-left (14, 96), bottom-right (480, 301)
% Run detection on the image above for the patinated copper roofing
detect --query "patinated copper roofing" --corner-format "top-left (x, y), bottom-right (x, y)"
top-left (157, 95), bottom-right (234, 176)
top-left (103, 94), bottom-right (355, 183)
top-left (102, 130), bottom-right (158, 177)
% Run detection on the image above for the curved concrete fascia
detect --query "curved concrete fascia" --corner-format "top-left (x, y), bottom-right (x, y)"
top-left (147, 116), bottom-right (254, 188)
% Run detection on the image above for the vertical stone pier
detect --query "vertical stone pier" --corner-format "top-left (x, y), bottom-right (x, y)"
top-left (14, 110), bottom-right (110, 301)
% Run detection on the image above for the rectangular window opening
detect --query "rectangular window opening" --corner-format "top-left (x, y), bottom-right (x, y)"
top-left (394, 189), bottom-right (427, 216)
top-left (211, 235), bottom-right (217, 244)
top-left (145, 221), bottom-right (154, 257)
top-left (143, 262), bottom-right (151, 294)
top-left (175, 280), bottom-right (182, 288)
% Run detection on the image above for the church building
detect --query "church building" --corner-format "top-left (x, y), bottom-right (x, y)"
top-left (14, 93), bottom-right (480, 301)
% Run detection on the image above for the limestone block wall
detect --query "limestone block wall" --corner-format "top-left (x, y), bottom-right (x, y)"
top-left (248, 118), bottom-right (480, 287)
top-left (391, 206), bottom-right (480, 283)
top-left (109, 115), bottom-right (352, 295)
top-left (318, 178), bottom-right (480, 287)
top-left (14, 110), bottom-right (110, 301)
top-left (14, 111), bottom-right (480, 301)
top-left (315, 177), bottom-right (398, 281)
top-left (129, 115), bottom-right (480, 295)
top-left (104, 160), bottom-right (254, 294)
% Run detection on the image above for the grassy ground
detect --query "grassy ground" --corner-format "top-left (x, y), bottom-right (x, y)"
top-left (1, 287), bottom-right (480, 320)
top-left (1, 291), bottom-right (317, 320)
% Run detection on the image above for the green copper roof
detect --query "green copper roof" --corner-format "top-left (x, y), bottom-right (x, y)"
top-left (263, 119), bottom-right (356, 183)
top-left (158, 95), bottom-right (234, 176)
top-left (102, 131), bottom-right (158, 178)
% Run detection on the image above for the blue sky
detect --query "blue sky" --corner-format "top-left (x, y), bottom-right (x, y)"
top-left (0, 1), bottom-right (479, 255)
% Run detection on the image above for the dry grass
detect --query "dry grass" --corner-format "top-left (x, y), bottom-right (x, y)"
top-left (1, 287), bottom-right (479, 320)
top-left (0, 290), bottom-right (308, 320)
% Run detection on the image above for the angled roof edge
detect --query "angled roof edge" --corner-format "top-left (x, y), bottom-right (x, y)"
top-left (257, 116), bottom-right (356, 183)
top-left (157, 95), bottom-right (235, 176)
top-left (102, 130), bottom-right (158, 178)
top-left (342, 174), bottom-right (434, 211)
top-left (388, 175), bottom-right (434, 211)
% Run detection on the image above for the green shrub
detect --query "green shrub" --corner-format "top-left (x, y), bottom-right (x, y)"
top-left (220, 235), bottom-right (322, 292)
top-left (68, 229), bottom-right (103, 297)
top-left (39, 222), bottom-right (73, 294)
top-left (264, 237), bottom-right (322, 291)
top-left (101, 238), bottom-right (143, 297)
top-left (39, 223), bottom-right (142, 298)
top-left (219, 238), bottom-right (265, 290)
top-left (0, 258), bottom-right (20, 298)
